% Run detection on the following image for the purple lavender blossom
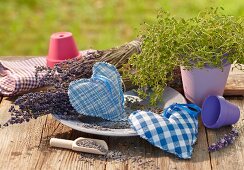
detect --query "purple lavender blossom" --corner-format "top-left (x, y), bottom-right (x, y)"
top-left (208, 129), bottom-right (239, 152)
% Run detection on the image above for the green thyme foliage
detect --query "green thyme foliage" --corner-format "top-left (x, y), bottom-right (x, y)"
top-left (180, 7), bottom-right (244, 69)
top-left (124, 8), bottom-right (244, 104)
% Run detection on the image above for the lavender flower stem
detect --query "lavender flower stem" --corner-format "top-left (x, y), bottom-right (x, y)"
top-left (208, 128), bottom-right (239, 152)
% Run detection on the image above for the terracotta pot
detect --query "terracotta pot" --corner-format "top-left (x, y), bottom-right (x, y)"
top-left (180, 64), bottom-right (231, 106)
top-left (47, 32), bottom-right (81, 68)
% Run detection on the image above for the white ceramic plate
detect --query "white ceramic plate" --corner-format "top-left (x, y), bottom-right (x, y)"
top-left (52, 87), bottom-right (186, 136)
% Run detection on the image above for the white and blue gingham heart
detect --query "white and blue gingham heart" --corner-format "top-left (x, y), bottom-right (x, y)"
top-left (68, 62), bottom-right (126, 121)
top-left (128, 104), bottom-right (201, 159)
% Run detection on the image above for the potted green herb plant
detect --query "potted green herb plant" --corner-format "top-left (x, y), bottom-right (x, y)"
top-left (179, 8), bottom-right (244, 106)
top-left (123, 8), bottom-right (244, 105)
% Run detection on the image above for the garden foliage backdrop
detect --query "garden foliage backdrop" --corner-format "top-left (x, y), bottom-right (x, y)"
top-left (0, 0), bottom-right (243, 56)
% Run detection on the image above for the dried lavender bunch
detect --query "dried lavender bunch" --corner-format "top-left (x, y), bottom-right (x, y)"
top-left (35, 51), bottom-right (102, 91)
top-left (36, 40), bottom-right (141, 92)
top-left (1, 90), bottom-right (79, 127)
top-left (208, 129), bottom-right (239, 152)
top-left (1, 40), bottom-right (141, 128)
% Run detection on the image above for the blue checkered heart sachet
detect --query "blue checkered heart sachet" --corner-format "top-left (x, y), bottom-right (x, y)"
top-left (68, 62), bottom-right (126, 121)
top-left (128, 103), bottom-right (201, 159)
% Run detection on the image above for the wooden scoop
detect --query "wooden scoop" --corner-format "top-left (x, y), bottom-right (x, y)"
top-left (50, 137), bottom-right (108, 155)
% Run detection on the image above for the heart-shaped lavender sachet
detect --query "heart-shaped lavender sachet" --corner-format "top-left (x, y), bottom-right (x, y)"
top-left (68, 62), bottom-right (126, 121)
top-left (128, 103), bottom-right (201, 159)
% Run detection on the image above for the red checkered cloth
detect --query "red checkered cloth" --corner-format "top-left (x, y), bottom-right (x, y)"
top-left (0, 57), bottom-right (46, 96)
top-left (0, 51), bottom-right (93, 96)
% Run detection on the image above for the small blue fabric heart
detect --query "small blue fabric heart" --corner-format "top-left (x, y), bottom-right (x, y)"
top-left (128, 103), bottom-right (201, 159)
top-left (68, 62), bottom-right (126, 121)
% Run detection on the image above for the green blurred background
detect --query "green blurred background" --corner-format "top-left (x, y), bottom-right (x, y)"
top-left (0, 0), bottom-right (243, 56)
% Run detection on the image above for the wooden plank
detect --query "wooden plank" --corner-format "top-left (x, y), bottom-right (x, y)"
top-left (0, 98), bottom-right (108, 169)
top-left (206, 97), bottom-right (244, 170)
top-left (106, 121), bottom-right (212, 170)
top-left (0, 97), bottom-right (240, 170)
top-left (0, 97), bottom-right (47, 170)
top-left (105, 119), bottom-right (212, 170)
top-left (30, 115), bottom-right (107, 170)
top-left (105, 137), bottom-right (129, 170)
top-left (143, 141), bottom-right (164, 170)
top-left (155, 119), bottom-right (212, 170)
top-left (105, 136), bottom-right (147, 170)
top-left (225, 67), bottom-right (244, 96)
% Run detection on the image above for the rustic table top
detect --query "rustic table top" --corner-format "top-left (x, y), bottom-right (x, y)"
top-left (0, 56), bottom-right (244, 170)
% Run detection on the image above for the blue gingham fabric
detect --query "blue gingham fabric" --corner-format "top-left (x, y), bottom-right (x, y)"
top-left (68, 62), bottom-right (126, 121)
top-left (128, 103), bottom-right (201, 159)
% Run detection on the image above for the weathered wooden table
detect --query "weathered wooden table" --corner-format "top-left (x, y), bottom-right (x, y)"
top-left (0, 57), bottom-right (244, 170)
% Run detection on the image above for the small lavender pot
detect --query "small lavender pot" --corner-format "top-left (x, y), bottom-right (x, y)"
top-left (181, 64), bottom-right (231, 106)
top-left (201, 96), bottom-right (240, 129)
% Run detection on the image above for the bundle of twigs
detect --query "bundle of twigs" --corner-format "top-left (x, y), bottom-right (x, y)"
top-left (35, 39), bottom-right (142, 92)
top-left (99, 39), bottom-right (141, 68)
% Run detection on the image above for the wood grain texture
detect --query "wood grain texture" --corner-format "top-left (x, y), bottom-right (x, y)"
top-left (105, 137), bottom-right (129, 170)
top-left (0, 96), bottom-right (244, 169)
top-left (0, 97), bottom-right (47, 170)
top-left (224, 67), bottom-right (244, 96)
top-left (206, 97), bottom-right (244, 170)
top-left (0, 98), bottom-right (107, 170)
top-left (154, 119), bottom-right (212, 170)
top-left (30, 115), bottom-right (107, 170)
top-left (0, 96), bottom-right (212, 170)
top-left (1, 55), bottom-right (244, 169)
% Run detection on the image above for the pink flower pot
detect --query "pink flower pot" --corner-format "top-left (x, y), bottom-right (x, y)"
top-left (47, 32), bottom-right (81, 68)
top-left (180, 64), bottom-right (231, 106)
